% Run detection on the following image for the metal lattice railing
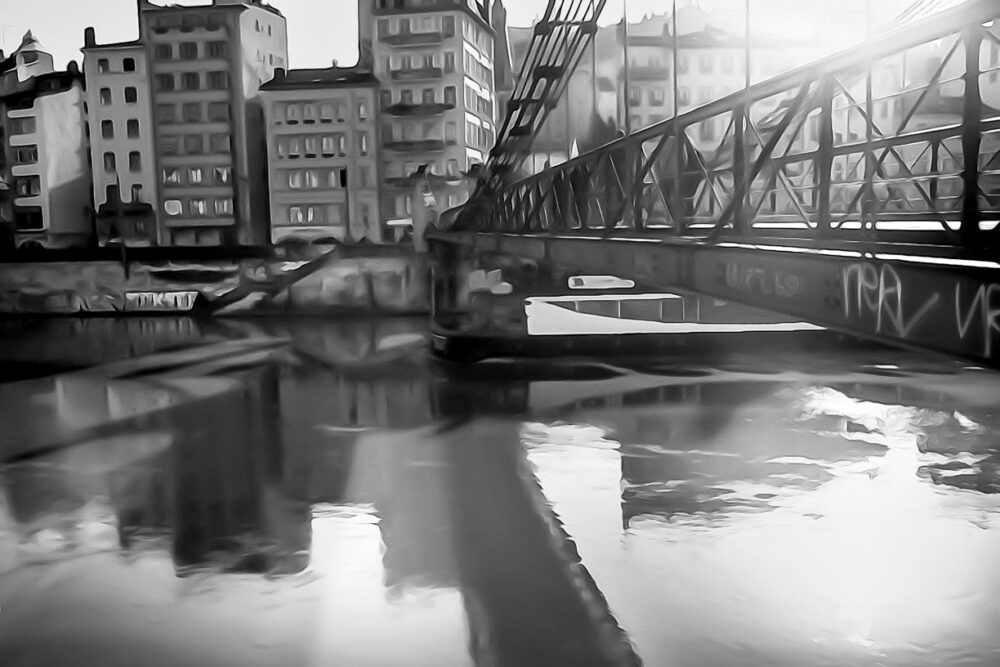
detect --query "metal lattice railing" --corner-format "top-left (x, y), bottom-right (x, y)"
top-left (459, 0), bottom-right (1000, 250)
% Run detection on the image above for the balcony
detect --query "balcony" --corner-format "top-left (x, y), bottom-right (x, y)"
top-left (383, 139), bottom-right (447, 153)
top-left (381, 31), bottom-right (444, 47)
top-left (383, 101), bottom-right (455, 117)
top-left (389, 67), bottom-right (443, 82)
top-left (628, 65), bottom-right (670, 81)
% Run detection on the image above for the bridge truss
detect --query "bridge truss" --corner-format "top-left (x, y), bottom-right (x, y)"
top-left (434, 0), bottom-right (1000, 367)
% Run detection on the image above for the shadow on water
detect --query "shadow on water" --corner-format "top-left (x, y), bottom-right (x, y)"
top-left (0, 317), bottom-right (998, 666)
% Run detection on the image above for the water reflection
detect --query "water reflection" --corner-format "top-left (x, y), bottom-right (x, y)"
top-left (0, 318), bottom-right (998, 666)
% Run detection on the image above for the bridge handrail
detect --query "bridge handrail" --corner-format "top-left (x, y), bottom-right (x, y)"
top-left (492, 0), bottom-right (998, 194)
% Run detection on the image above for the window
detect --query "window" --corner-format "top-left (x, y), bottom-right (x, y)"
top-left (304, 136), bottom-right (319, 156)
top-left (443, 16), bottom-right (455, 36)
top-left (380, 90), bottom-right (392, 108)
top-left (306, 169), bottom-right (321, 189)
top-left (163, 167), bottom-right (182, 185)
top-left (445, 121), bottom-right (457, 143)
top-left (288, 170), bottom-right (303, 189)
top-left (678, 56), bottom-right (689, 74)
top-left (22, 51), bottom-right (39, 65)
top-left (320, 103), bottom-right (337, 122)
top-left (358, 101), bottom-right (368, 120)
top-left (183, 102), bottom-right (201, 122)
top-left (9, 117), bottom-right (35, 135)
top-left (287, 137), bottom-right (302, 157)
top-left (184, 135), bottom-right (204, 153)
top-left (164, 200), bottom-right (183, 216)
top-left (215, 198), bottom-right (233, 215)
top-left (699, 56), bottom-right (713, 74)
top-left (321, 135), bottom-right (336, 156)
top-left (101, 120), bottom-right (114, 139)
top-left (207, 41), bottom-right (228, 58)
top-left (123, 57), bottom-right (136, 72)
top-left (210, 133), bottom-right (230, 153)
top-left (190, 199), bottom-right (207, 216)
top-left (131, 184), bottom-right (143, 202)
top-left (103, 152), bottom-right (116, 173)
top-left (124, 86), bottom-right (138, 103)
top-left (180, 42), bottom-right (198, 59)
top-left (303, 104), bottom-right (318, 124)
top-left (423, 88), bottom-right (435, 104)
top-left (401, 89), bottom-right (413, 105)
top-left (14, 176), bottom-right (41, 197)
top-left (286, 104), bottom-right (301, 123)
top-left (208, 102), bottom-right (229, 121)
top-left (289, 206), bottom-right (304, 224)
top-left (98, 58), bottom-right (110, 73)
top-left (100, 87), bottom-right (112, 104)
top-left (181, 72), bottom-right (200, 90)
top-left (208, 71), bottom-right (229, 89)
top-left (156, 104), bottom-right (176, 123)
top-left (359, 132), bottom-right (368, 155)
top-left (678, 87), bottom-right (691, 106)
top-left (158, 136), bottom-right (179, 154)
top-left (722, 55), bottom-right (734, 74)
top-left (444, 86), bottom-right (456, 105)
top-left (214, 166), bottom-right (231, 184)
top-left (128, 151), bottom-right (142, 172)
top-left (14, 145), bottom-right (38, 164)
top-left (444, 52), bottom-right (455, 73)
top-left (155, 44), bottom-right (172, 60)
top-left (649, 88), bottom-right (665, 106)
top-left (155, 74), bottom-right (174, 91)
top-left (189, 167), bottom-right (204, 184)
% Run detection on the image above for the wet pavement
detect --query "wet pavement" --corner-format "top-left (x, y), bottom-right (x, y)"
top-left (1, 318), bottom-right (999, 666)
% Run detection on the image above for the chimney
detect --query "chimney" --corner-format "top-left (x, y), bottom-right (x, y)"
top-left (84, 27), bottom-right (96, 48)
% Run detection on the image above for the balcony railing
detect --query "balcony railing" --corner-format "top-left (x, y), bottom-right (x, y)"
top-left (383, 139), bottom-right (447, 152)
top-left (381, 31), bottom-right (444, 46)
top-left (383, 101), bottom-right (456, 117)
top-left (390, 67), bottom-right (444, 82)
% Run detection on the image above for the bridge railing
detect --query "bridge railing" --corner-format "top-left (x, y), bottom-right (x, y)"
top-left (463, 0), bottom-right (1000, 250)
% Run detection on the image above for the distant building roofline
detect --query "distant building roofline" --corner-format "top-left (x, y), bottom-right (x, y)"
top-left (260, 66), bottom-right (378, 90)
top-left (138, 0), bottom-right (284, 19)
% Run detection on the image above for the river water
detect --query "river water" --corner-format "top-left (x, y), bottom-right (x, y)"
top-left (0, 318), bottom-right (998, 667)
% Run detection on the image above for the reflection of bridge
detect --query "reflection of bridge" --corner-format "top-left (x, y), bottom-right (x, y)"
top-left (429, 0), bottom-right (1000, 367)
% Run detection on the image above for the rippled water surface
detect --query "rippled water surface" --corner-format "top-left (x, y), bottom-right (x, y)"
top-left (1, 318), bottom-right (999, 666)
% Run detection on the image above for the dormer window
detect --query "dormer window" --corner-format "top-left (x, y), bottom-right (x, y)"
top-left (22, 51), bottom-right (39, 65)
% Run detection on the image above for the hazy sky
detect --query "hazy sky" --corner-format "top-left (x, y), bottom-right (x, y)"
top-left (0, 0), bottom-right (911, 71)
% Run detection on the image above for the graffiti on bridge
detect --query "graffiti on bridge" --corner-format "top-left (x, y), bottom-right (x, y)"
top-left (717, 260), bottom-right (807, 299)
top-left (955, 282), bottom-right (1000, 359)
top-left (841, 263), bottom-right (941, 340)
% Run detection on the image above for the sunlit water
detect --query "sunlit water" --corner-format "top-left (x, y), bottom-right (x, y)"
top-left (0, 318), bottom-right (998, 666)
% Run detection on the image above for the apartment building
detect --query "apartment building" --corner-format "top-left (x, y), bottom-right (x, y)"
top-left (81, 27), bottom-right (158, 246)
top-left (360, 0), bottom-right (497, 228)
top-left (138, 0), bottom-right (288, 247)
top-left (0, 32), bottom-right (91, 250)
top-left (260, 67), bottom-right (382, 245)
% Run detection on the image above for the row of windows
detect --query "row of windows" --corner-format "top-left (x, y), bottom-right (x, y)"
top-left (275, 168), bottom-right (350, 190)
top-left (464, 82), bottom-right (493, 117)
top-left (102, 151), bottom-right (143, 174)
top-left (162, 166), bottom-right (232, 186)
top-left (7, 117), bottom-right (35, 135)
top-left (382, 85), bottom-right (458, 108)
top-left (99, 119), bottom-right (143, 140)
top-left (154, 71), bottom-right (230, 92)
top-left (156, 102), bottom-right (231, 124)
top-left (385, 158), bottom-right (466, 179)
top-left (99, 86), bottom-right (139, 105)
top-left (154, 40), bottom-right (229, 61)
top-left (13, 175), bottom-right (41, 197)
top-left (274, 134), bottom-right (368, 158)
top-left (463, 49), bottom-right (491, 86)
top-left (376, 15), bottom-right (456, 38)
top-left (163, 197), bottom-right (233, 217)
top-left (627, 86), bottom-right (667, 107)
top-left (384, 119), bottom-right (453, 143)
top-left (97, 56), bottom-right (137, 74)
top-left (279, 203), bottom-right (346, 226)
top-left (384, 51), bottom-right (450, 72)
top-left (274, 100), bottom-right (368, 124)
top-left (465, 120), bottom-right (492, 150)
top-left (158, 133), bottom-right (232, 155)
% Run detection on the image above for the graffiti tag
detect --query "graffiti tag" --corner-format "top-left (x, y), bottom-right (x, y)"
top-left (841, 263), bottom-right (940, 339)
top-left (721, 261), bottom-right (805, 298)
top-left (955, 282), bottom-right (1000, 359)
top-left (125, 291), bottom-right (199, 312)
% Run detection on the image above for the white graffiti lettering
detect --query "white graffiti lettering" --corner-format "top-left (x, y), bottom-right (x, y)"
top-left (125, 291), bottom-right (199, 312)
top-left (842, 263), bottom-right (940, 338)
top-left (724, 262), bottom-right (804, 298)
top-left (954, 282), bottom-right (1000, 359)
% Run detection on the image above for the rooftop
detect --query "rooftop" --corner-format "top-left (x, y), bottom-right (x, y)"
top-left (138, 0), bottom-right (284, 18)
top-left (260, 67), bottom-right (378, 90)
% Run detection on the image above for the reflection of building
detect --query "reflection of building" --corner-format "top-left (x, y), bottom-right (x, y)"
top-left (81, 28), bottom-right (158, 246)
top-left (358, 0), bottom-right (497, 229)
top-left (0, 32), bottom-right (92, 250)
top-left (260, 67), bottom-right (382, 245)
top-left (138, 0), bottom-right (288, 247)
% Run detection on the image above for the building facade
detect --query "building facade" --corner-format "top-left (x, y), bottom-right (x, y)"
top-left (0, 33), bottom-right (92, 250)
top-left (260, 67), bottom-right (382, 245)
top-left (81, 28), bottom-right (158, 246)
top-left (359, 0), bottom-right (497, 232)
top-left (138, 0), bottom-right (288, 247)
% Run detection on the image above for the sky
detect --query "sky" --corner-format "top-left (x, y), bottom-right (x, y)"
top-left (0, 0), bottom-right (912, 71)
